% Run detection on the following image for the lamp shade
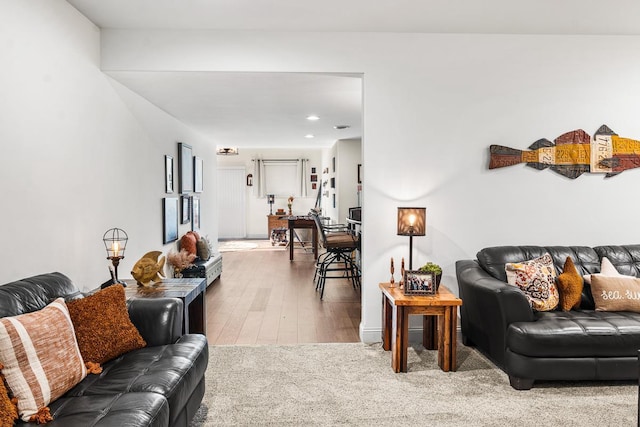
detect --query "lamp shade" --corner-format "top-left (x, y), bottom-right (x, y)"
top-left (397, 207), bottom-right (426, 236)
top-left (267, 194), bottom-right (275, 204)
top-left (103, 228), bottom-right (128, 258)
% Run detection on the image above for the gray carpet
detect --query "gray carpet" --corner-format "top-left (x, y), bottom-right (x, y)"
top-left (190, 343), bottom-right (637, 426)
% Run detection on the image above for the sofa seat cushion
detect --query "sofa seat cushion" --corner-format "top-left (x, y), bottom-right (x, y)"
top-left (16, 392), bottom-right (169, 427)
top-left (65, 334), bottom-right (208, 424)
top-left (507, 310), bottom-right (640, 358)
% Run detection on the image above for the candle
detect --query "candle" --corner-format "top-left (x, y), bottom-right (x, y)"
top-left (390, 257), bottom-right (395, 284)
top-left (112, 241), bottom-right (119, 258)
top-left (408, 214), bottom-right (416, 226)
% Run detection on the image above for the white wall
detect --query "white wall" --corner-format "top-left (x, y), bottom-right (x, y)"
top-left (12, 14), bottom-right (640, 340)
top-left (337, 138), bottom-right (362, 223)
top-left (321, 139), bottom-right (362, 224)
top-left (217, 148), bottom-right (323, 238)
top-left (0, 1), bottom-right (217, 290)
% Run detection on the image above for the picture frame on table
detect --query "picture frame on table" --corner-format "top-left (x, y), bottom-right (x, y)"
top-left (165, 155), bottom-right (174, 193)
top-left (178, 142), bottom-right (193, 193)
top-left (191, 196), bottom-right (200, 232)
top-left (181, 195), bottom-right (190, 224)
top-left (403, 270), bottom-right (436, 295)
top-left (163, 197), bottom-right (179, 244)
top-left (194, 156), bottom-right (203, 193)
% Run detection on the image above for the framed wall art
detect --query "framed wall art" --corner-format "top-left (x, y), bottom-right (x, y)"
top-left (181, 195), bottom-right (190, 224)
top-left (357, 164), bottom-right (362, 184)
top-left (191, 196), bottom-right (200, 232)
top-left (194, 156), bottom-right (203, 193)
top-left (403, 271), bottom-right (436, 295)
top-left (165, 155), bottom-right (174, 193)
top-left (163, 197), bottom-right (179, 244)
top-left (178, 142), bottom-right (193, 193)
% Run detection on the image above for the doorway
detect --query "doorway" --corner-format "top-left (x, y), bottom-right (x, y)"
top-left (217, 166), bottom-right (246, 239)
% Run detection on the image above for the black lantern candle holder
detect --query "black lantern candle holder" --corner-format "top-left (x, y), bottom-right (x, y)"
top-left (103, 228), bottom-right (128, 286)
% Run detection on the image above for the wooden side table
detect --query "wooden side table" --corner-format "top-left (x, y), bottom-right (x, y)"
top-left (123, 278), bottom-right (207, 335)
top-left (267, 214), bottom-right (288, 237)
top-left (379, 282), bottom-right (462, 373)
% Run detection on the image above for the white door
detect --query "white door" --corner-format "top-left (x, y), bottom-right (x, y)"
top-left (217, 167), bottom-right (246, 239)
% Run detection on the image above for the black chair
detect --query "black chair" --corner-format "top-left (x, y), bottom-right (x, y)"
top-left (310, 211), bottom-right (360, 299)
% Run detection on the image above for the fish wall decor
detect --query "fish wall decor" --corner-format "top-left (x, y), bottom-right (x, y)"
top-left (489, 125), bottom-right (640, 179)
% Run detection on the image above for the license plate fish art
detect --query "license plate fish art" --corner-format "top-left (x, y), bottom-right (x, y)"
top-left (489, 125), bottom-right (640, 179)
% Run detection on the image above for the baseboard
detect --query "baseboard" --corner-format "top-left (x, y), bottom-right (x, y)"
top-left (245, 234), bottom-right (269, 239)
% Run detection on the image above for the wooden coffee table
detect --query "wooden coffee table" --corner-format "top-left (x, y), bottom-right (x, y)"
top-left (123, 278), bottom-right (207, 335)
top-left (379, 282), bottom-right (462, 373)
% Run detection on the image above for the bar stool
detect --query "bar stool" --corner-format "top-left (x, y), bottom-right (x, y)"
top-left (310, 211), bottom-right (360, 299)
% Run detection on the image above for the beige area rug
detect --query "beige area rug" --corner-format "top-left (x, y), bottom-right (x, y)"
top-left (218, 239), bottom-right (286, 252)
top-left (190, 343), bottom-right (636, 426)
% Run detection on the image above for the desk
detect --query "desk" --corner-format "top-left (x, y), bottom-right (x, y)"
top-left (288, 216), bottom-right (318, 261)
top-left (379, 282), bottom-right (462, 373)
top-left (123, 278), bottom-right (207, 335)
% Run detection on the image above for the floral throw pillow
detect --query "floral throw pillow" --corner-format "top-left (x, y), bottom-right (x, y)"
top-left (505, 253), bottom-right (559, 311)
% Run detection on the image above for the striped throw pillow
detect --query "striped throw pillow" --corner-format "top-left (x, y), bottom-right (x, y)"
top-left (0, 298), bottom-right (86, 422)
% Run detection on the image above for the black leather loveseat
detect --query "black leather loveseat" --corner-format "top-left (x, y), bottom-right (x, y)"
top-left (0, 272), bottom-right (208, 426)
top-left (456, 245), bottom-right (640, 390)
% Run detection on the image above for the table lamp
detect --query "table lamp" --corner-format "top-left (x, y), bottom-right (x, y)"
top-left (267, 194), bottom-right (275, 215)
top-left (397, 207), bottom-right (426, 269)
top-left (103, 227), bottom-right (128, 285)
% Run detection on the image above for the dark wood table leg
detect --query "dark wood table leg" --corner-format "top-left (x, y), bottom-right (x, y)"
top-left (381, 294), bottom-right (392, 350)
top-left (392, 305), bottom-right (408, 373)
top-left (451, 306), bottom-right (458, 371)
top-left (289, 225), bottom-right (294, 261)
top-left (182, 297), bottom-right (190, 335)
top-left (187, 291), bottom-right (206, 335)
top-left (423, 315), bottom-right (438, 350)
top-left (442, 306), bottom-right (452, 371)
top-left (312, 227), bottom-right (318, 259)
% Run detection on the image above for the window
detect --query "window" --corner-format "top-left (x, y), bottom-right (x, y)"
top-left (264, 162), bottom-right (297, 197)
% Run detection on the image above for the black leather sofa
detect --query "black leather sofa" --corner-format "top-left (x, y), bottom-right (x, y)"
top-left (456, 245), bottom-right (640, 390)
top-left (0, 272), bottom-right (208, 426)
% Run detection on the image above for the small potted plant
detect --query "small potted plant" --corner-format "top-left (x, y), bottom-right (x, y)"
top-left (419, 262), bottom-right (442, 289)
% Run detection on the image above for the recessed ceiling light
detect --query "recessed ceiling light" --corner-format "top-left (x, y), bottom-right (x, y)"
top-left (304, 134), bottom-right (315, 139)
top-left (306, 115), bottom-right (320, 121)
top-left (334, 125), bottom-right (351, 130)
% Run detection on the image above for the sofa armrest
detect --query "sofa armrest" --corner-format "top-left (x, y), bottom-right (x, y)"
top-left (127, 298), bottom-right (184, 346)
top-left (456, 260), bottom-right (533, 367)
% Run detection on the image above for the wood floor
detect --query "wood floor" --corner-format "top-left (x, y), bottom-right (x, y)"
top-left (205, 243), bottom-right (361, 345)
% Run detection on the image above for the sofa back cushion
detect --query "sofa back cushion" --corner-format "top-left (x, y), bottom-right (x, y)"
top-left (0, 272), bottom-right (82, 318)
top-left (593, 245), bottom-right (640, 278)
top-left (477, 246), bottom-right (600, 309)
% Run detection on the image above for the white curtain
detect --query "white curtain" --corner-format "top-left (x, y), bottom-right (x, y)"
top-left (297, 158), bottom-right (308, 197)
top-left (253, 159), bottom-right (266, 198)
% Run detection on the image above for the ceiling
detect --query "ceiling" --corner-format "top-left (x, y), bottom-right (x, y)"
top-left (66, 0), bottom-right (640, 149)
